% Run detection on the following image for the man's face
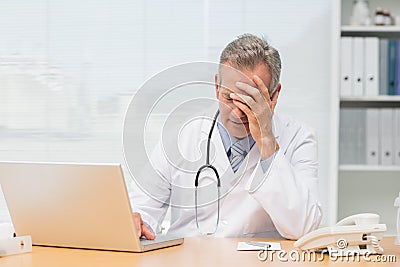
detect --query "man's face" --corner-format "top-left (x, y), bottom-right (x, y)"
top-left (215, 63), bottom-right (273, 139)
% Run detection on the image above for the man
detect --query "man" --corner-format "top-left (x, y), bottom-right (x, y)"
top-left (130, 34), bottom-right (322, 240)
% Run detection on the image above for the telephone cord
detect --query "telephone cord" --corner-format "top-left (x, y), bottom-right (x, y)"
top-left (365, 235), bottom-right (384, 254)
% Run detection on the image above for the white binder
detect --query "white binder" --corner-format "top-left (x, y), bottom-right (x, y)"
top-left (379, 39), bottom-right (389, 95)
top-left (340, 109), bottom-right (357, 164)
top-left (364, 37), bottom-right (379, 96)
top-left (366, 108), bottom-right (379, 165)
top-left (353, 37), bottom-right (364, 96)
top-left (340, 37), bottom-right (353, 96)
top-left (380, 108), bottom-right (394, 165)
top-left (395, 109), bottom-right (400, 165)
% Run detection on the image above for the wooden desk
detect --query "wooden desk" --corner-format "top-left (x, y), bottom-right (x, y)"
top-left (0, 237), bottom-right (398, 267)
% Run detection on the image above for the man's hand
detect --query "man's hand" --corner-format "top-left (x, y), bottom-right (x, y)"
top-left (229, 75), bottom-right (280, 160)
top-left (133, 212), bottom-right (155, 240)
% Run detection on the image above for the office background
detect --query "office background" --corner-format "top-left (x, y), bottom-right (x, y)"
top-left (0, 1), bottom-right (334, 228)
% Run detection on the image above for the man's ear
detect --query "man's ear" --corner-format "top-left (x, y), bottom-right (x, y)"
top-left (214, 74), bottom-right (219, 98)
top-left (271, 83), bottom-right (281, 112)
top-left (271, 83), bottom-right (281, 102)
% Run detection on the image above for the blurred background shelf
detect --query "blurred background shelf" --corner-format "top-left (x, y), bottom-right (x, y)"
top-left (340, 96), bottom-right (400, 107)
top-left (339, 164), bottom-right (400, 172)
top-left (342, 26), bottom-right (400, 38)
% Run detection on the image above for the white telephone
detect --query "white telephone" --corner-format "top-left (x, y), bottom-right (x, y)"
top-left (294, 213), bottom-right (387, 256)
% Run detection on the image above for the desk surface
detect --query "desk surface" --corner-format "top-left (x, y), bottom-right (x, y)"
top-left (0, 237), bottom-right (399, 267)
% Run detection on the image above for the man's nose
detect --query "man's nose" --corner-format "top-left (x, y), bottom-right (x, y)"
top-left (233, 106), bottom-right (246, 118)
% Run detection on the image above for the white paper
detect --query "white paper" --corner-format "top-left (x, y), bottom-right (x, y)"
top-left (237, 241), bottom-right (281, 251)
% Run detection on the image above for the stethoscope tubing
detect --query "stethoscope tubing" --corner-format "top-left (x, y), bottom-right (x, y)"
top-left (194, 110), bottom-right (221, 235)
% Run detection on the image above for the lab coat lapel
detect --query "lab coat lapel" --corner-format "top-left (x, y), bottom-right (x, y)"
top-left (200, 117), bottom-right (251, 194)
top-left (200, 120), bottom-right (258, 188)
top-left (272, 114), bottom-right (290, 155)
top-left (200, 118), bottom-right (231, 179)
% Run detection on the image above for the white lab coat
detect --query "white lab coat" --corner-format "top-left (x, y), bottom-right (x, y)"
top-left (129, 113), bottom-right (322, 240)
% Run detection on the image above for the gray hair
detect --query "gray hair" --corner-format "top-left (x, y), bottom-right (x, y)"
top-left (219, 33), bottom-right (281, 94)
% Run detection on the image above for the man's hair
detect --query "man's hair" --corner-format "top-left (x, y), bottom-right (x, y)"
top-left (219, 33), bottom-right (281, 94)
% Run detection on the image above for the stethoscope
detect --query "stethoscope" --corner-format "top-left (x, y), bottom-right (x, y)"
top-left (194, 110), bottom-right (221, 235)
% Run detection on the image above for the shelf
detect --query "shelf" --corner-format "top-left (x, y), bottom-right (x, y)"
top-left (341, 26), bottom-right (400, 38)
top-left (337, 0), bottom-right (400, 233)
top-left (339, 165), bottom-right (400, 171)
top-left (340, 96), bottom-right (400, 108)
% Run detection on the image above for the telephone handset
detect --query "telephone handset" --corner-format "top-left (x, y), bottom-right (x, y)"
top-left (294, 213), bottom-right (387, 256)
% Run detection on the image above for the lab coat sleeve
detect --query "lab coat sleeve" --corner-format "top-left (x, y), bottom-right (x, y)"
top-left (259, 152), bottom-right (276, 173)
top-left (127, 143), bottom-right (172, 234)
top-left (245, 127), bottom-right (322, 240)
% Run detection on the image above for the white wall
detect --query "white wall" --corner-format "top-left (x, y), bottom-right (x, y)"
top-left (0, 0), bottom-right (334, 226)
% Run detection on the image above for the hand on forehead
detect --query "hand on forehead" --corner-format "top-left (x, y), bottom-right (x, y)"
top-left (219, 64), bottom-right (258, 95)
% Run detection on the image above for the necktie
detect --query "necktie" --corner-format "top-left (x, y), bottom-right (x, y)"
top-left (230, 140), bottom-right (246, 172)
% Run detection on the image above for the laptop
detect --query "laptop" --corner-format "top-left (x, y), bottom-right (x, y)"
top-left (0, 161), bottom-right (183, 252)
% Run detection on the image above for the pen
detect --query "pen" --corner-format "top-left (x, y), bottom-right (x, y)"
top-left (246, 241), bottom-right (271, 249)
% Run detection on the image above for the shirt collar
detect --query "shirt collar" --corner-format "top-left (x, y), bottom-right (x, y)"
top-left (216, 117), bottom-right (255, 154)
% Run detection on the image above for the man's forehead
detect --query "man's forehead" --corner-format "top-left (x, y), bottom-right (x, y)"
top-left (219, 64), bottom-right (256, 86)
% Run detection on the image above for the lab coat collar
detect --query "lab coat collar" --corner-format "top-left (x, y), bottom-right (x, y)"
top-left (271, 113), bottom-right (291, 155)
